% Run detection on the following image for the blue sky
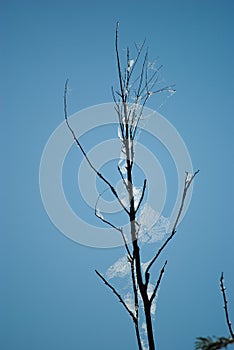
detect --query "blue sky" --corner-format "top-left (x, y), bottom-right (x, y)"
top-left (1, 0), bottom-right (234, 349)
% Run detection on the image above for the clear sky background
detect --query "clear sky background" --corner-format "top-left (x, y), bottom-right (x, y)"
top-left (1, 0), bottom-right (234, 349)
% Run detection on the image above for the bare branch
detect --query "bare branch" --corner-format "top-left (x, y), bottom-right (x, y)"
top-left (64, 80), bottom-right (130, 215)
top-left (145, 170), bottom-right (199, 278)
top-left (95, 206), bottom-right (121, 232)
top-left (143, 64), bottom-right (163, 95)
top-left (115, 22), bottom-right (125, 101)
top-left (94, 190), bottom-right (132, 259)
top-left (135, 179), bottom-right (147, 214)
top-left (220, 272), bottom-right (234, 339)
top-left (152, 84), bottom-right (176, 95)
top-left (149, 260), bottom-right (167, 304)
top-left (95, 269), bottom-right (137, 323)
top-left (136, 49), bottom-right (148, 98)
top-left (128, 39), bottom-right (146, 82)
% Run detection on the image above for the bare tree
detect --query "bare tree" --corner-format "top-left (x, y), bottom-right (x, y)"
top-left (64, 22), bottom-right (199, 350)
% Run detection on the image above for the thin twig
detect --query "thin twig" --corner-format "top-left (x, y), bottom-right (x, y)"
top-left (135, 179), bottom-right (147, 213)
top-left (220, 272), bottom-right (234, 339)
top-left (136, 50), bottom-right (148, 98)
top-left (95, 270), bottom-right (137, 323)
top-left (115, 22), bottom-right (125, 101)
top-left (149, 260), bottom-right (167, 304)
top-left (127, 39), bottom-right (146, 85)
top-left (64, 79), bottom-right (129, 215)
top-left (94, 190), bottom-right (132, 259)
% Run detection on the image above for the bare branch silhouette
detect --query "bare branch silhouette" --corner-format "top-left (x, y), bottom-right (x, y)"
top-left (95, 269), bottom-right (137, 322)
top-left (150, 260), bottom-right (167, 304)
top-left (135, 179), bottom-right (147, 214)
top-left (64, 79), bottom-right (129, 215)
top-left (220, 273), bottom-right (234, 339)
top-left (195, 274), bottom-right (234, 349)
top-left (95, 190), bottom-right (132, 260)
